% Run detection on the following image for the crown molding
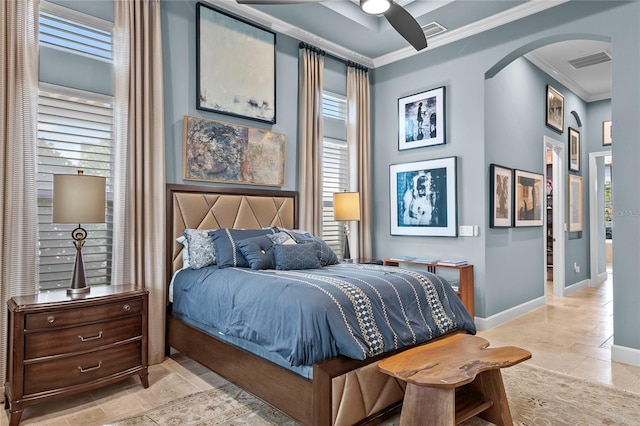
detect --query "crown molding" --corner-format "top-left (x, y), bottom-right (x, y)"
top-left (211, 0), bottom-right (569, 69)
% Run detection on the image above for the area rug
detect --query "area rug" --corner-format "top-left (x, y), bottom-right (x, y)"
top-left (110, 363), bottom-right (639, 426)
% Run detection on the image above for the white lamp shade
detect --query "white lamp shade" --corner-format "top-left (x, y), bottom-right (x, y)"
top-left (53, 174), bottom-right (106, 224)
top-left (333, 192), bottom-right (361, 221)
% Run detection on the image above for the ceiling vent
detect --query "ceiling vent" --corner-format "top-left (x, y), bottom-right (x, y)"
top-left (568, 51), bottom-right (611, 69)
top-left (422, 21), bottom-right (447, 38)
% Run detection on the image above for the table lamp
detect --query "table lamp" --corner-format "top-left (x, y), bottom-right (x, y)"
top-left (53, 170), bottom-right (106, 295)
top-left (333, 191), bottom-right (361, 262)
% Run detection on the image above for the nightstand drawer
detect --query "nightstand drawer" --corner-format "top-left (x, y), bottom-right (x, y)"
top-left (26, 298), bottom-right (143, 330)
top-left (24, 340), bottom-right (142, 395)
top-left (25, 316), bottom-right (142, 359)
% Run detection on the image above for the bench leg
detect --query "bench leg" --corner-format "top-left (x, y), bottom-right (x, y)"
top-left (400, 383), bottom-right (455, 426)
top-left (469, 369), bottom-right (513, 426)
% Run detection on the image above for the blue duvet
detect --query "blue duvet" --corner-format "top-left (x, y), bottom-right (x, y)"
top-left (172, 263), bottom-right (476, 367)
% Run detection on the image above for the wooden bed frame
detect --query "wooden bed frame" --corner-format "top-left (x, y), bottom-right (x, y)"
top-left (165, 184), bottom-right (455, 425)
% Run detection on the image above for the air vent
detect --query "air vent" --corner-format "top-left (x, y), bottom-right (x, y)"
top-left (422, 21), bottom-right (446, 38)
top-left (568, 51), bottom-right (611, 69)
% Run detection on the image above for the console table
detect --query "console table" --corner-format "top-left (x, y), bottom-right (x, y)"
top-left (383, 258), bottom-right (474, 317)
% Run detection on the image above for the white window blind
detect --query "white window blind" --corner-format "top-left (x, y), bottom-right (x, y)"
top-left (321, 91), bottom-right (349, 256)
top-left (39, 8), bottom-right (112, 60)
top-left (37, 86), bottom-right (114, 290)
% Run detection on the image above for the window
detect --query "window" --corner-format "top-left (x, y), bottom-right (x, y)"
top-left (39, 4), bottom-right (112, 61)
top-left (37, 86), bottom-right (114, 290)
top-left (37, 4), bottom-right (114, 291)
top-left (321, 92), bottom-right (348, 256)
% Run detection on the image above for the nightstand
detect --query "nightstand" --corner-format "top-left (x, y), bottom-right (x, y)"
top-left (4, 284), bottom-right (148, 426)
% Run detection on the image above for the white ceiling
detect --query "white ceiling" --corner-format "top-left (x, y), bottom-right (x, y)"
top-left (216, 0), bottom-right (611, 101)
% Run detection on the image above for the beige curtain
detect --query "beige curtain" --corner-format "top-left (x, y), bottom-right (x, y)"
top-left (113, 0), bottom-right (166, 365)
top-left (0, 0), bottom-right (39, 387)
top-left (347, 66), bottom-right (372, 258)
top-left (298, 47), bottom-right (324, 235)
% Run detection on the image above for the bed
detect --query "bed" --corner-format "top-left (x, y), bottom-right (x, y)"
top-left (165, 184), bottom-right (475, 425)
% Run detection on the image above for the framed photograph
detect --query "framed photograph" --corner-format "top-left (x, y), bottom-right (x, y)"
top-left (183, 115), bottom-right (285, 186)
top-left (546, 84), bottom-right (564, 133)
top-left (390, 156), bottom-right (457, 236)
top-left (196, 2), bottom-right (276, 123)
top-left (568, 174), bottom-right (583, 232)
top-left (514, 169), bottom-right (544, 227)
top-left (568, 127), bottom-right (580, 172)
top-left (489, 164), bottom-right (513, 228)
top-left (603, 120), bottom-right (612, 146)
top-left (398, 86), bottom-right (445, 150)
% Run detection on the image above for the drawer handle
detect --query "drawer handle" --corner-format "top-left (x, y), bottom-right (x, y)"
top-left (122, 304), bottom-right (131, 312)
top-left (78, 361), bottom-right (102, 373)
top-left (78, 331), bottom-right (103, 342)
top-left (47, 316), bottom-right (55, 324)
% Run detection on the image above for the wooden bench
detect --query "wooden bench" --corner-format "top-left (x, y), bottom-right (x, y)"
top-left (378, 333), bottom-right (531, 425)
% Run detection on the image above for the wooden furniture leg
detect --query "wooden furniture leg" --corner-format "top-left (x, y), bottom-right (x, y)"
top-left (400, 384), bottom-right (455, 426)
top-left (469, 369), bottom-right (512, 426)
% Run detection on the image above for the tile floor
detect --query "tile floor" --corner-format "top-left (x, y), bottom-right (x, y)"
top-left (3, 270), bottom-right (639, 425)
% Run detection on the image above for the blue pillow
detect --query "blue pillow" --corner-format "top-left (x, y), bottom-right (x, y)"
top-left (236, 235), bottom-right (275, 270)
top-left (273, 228), bottom-right (340, 266)
top-left (274, 243), bottom-right (322, 270)
top-left (210, 228), bottom-right (276, 268)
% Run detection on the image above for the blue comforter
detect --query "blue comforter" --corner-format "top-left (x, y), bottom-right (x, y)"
top-left (172, 263), bottom-right (476, 367)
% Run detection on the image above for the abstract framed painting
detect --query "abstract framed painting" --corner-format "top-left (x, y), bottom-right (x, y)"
top-left (196, 2), bottom-right (276, 123)
top-left (390, 156), bottom-right (457, 236)
top-left (489, 164), bottom-right (513, 228)
top-left (182, 115), bottom-right (285, 186)
top-left (568, 127), bottom-right (580, 172)
top-left (398, 86), bottom-right (445, 150)
top-left (545, 84), bottom-right (564, 133)
top-left (514, 169), bottom-right (544, 227)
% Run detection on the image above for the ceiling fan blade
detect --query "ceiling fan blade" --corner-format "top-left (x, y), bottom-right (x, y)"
top-left (383, 2), bottom-right (427, 51)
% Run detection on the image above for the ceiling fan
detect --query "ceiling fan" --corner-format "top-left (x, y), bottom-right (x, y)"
top-left (236, 0), bottom-right (428, 51)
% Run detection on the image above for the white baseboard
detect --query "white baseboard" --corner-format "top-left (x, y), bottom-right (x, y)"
top-left (564, 279), bottom-right (589, 296)
top-left (596, 271), bottom-right (608, 285)
top-left (474, 296), bottom-right (545, 331)
top-left (612, 344), bottom-right (640, 367)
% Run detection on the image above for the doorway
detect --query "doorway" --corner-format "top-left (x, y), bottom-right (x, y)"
top-left (544, 136), bottom-right (566, 296)
top-left (589, 151), bottom-right (612, 286)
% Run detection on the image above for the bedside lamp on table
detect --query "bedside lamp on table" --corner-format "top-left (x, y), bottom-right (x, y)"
top-left (53, 170), bottom-right (106, 295)
top-left (333, 191), bottom-right (361, 262)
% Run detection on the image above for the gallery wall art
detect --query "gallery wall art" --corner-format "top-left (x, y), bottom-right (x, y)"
top-left (514, 169), bottom-right (544, 227)
top-left (398, 86), bottom-right (445, 150)
top-left (183, 115), bottom-right (285, 186)
top-left (545, 84), bottom-right (564, 133)
top-left (490, 164), bottom-right (513, 228)
top-left (389, 156), bottom-right (457, 236)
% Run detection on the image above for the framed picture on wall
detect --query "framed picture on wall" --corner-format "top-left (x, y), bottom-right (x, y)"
top-left (568, 174), bottom-right (583, 232)
top-left (389, 156), bottom-right (457, 236)
top-left (603, 120), bottom-right (612, 146)
top-left (514, 169), bottom-right (544, 227)
top-left (489, 164), bottom-right (513, 228)
top-left (545, 84), bottom-right (564, 133)
top-left (196, 2), bottom-right (276, 123)
top-left (398, 86), bottom-right (446, 150)
top-left (568, 127), bottom-right (580, 172)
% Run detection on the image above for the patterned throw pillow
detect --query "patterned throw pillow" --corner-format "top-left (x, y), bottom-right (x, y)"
top-left (273, 242), bottom-right (321, 270)
top-left (182, 229), bottom-right (216, 269)
top-left (267, 231), bottom-right (296, 245)
top-left (210, 228), bottom-right (276, 268)
top-left (236, 235), bottom-right (275, 270)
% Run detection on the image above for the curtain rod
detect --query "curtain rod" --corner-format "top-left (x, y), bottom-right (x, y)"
top-left (299, 42), bottom-right (368, 72)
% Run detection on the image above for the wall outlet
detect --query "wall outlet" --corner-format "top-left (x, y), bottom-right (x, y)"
top-left (574, 262), bottom-right (580, 273)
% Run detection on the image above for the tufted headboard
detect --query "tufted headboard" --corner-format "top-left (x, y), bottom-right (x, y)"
top-left (166, 184), bottom-right (298, 283)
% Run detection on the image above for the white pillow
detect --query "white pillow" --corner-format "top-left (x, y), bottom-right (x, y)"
top-left (176, 235), bottom-right (190, 269)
